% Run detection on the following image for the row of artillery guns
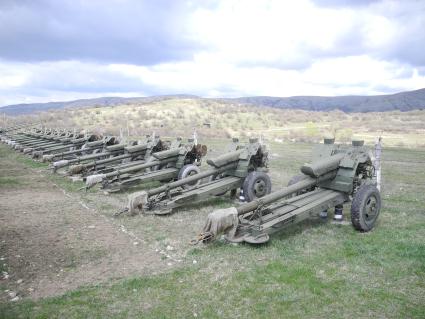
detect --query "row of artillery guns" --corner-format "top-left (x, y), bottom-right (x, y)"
top-left (1, 126), bottom-right (105, 159)
top-left (1, 125), bottom-right (382, 246)
top-left (2, 126), bottom-right (273, 214)
top-left (1, 126), bottom-right (210, 191)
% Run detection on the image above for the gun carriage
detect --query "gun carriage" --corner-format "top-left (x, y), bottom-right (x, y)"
top-left (198, 138), bottom-right (381, 244)
top-left (84, 138), bottom-right (208, 191)
top-left (121, 137), bottom-right (271, 216)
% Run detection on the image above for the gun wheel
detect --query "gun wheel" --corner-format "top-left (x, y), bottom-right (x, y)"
top-left (351, 185), bottom-right (381, 232)
top-left (178, 164), bottom-right (201, 190)
top-left (242, 171), bottom-right (272, 202)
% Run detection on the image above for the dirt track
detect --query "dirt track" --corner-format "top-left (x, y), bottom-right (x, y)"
top-left (0, 150), bottom-right (168, 301)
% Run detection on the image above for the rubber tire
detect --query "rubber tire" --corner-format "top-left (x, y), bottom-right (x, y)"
top-left (242, 171), bottom-right (272, 202)
top-left (178, 164), bottom-right (201, 190)
top-left (351, 185), bottom-right (381, 232)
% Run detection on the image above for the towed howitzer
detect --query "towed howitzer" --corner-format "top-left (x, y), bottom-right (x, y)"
top-left (42, 136), bottom-right (120, 162)
top-left (28, 133), bottom-right (101, 160)
top-left (88, 136), bottom-right (181, 175)
top-left (31, 132), bottom-right (97, 157)
top-left (7, 129), bottom-right (59, 150)
top-left (52, 140), bottom-right (137, 173)
top-left (197, 138), bottom-right (382, 245)
top-left (9, 127), bottom-right (49, 139)
top-left (14, 130), bottom-right (82, 154)
top-left (30, 132), bottom-right (103, 158)
top-left (84, 138), bottom-right (208, 191)
top-left (0, 123), bottom-right (35, 135)
top-left (64, 135), bottom-right (167, 176)
top-left (3, 128), bottom-right (43, 143)
top-left (121, 137), bottom-right (271, 216)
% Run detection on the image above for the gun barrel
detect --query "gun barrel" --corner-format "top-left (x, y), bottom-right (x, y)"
top-left (104, 157), bottom-right (177, 179)
top-left (300, 153), bottom-right (345, 177)
top-left (82, 153), bottom-right (132, 169)
top-left (152, 147), bottom-right (183, 160)
top-left (147, 162), bottom-right (237, 196)
top-left (67, 151), bottom-right (111, 164)
top-left (50, 144), bottom-right (104, 160)
top-left (236, 170), bottom-right (338, 216)
top-left (206, 150), bottom-right (242, 168)
top-left (125, 143), bottom-right (148, 153)
top-left (105, 143), bottom-right (126, 152)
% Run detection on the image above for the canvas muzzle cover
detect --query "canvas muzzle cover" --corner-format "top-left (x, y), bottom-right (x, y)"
top-left (69, 164), bottom-right (84, 175)
top-left (85, 174), bottom-right (106, 187)
top-left (53, 159), bottom-right (69, 169)
top-left (202, 207), bottom-right (239, 240)
top-left (42, 154), bottom-right (55, 162)
top-left (127, 191), bottom-right (148, 215)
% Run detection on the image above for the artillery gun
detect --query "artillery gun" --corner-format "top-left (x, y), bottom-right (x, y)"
top-left (85, 135), bottom-right (179, 176)
top-left (51, 139), bottom-right (137, 174)
top-left (0, 123), bottom-right (35, 136)
top-left (58, 135), bottom-right (167, 175)
top-left (5, 128), bottom-right (56, 150)
top-left (18, 131), bottom-right (70, 152)
top-left (84, 138), bottom-right (208, 191)
top-left (41, 135), bottom-right (120, 162)
top-left (11, 129), bottom-right (86, 155)
top-left (4, 127), bottom-right (44, 142)
top-left (0, 129), bottom-right (32, 145)
top-left (31, 132), bottom-right (102, 158)
top-left (197, 138), bottom-right (382, 244)
top-left (121, 137), bottom-right (271, 216)
top-left (2, 127), bottom-right (82, 153)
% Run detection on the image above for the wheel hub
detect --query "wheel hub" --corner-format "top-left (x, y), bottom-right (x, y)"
top-left (254, 180), bottom-right (266, 197)
top-left (364, 195), bottom-right (378, 222)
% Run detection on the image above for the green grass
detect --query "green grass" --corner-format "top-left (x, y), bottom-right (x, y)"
top-left (15, 156), bottom-right (47, 169)
top-left (0, 144), bottom-right (47, 169)
top-left (2, 231), bottom-right (423, 318)
top-left (0, 141), bottom-right (424, 318)
top-left (46, 174), bottom-right (87, 193)
top-left (0, 177), bottom-right (21, 187)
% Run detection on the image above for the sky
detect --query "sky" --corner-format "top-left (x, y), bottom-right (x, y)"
top-left (0, 0), bottom-right (425, 106)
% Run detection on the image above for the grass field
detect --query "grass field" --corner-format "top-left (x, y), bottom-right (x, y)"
top-left (0, 138), bottom-right (424, 318)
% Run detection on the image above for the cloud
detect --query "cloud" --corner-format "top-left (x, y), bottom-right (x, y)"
top-left (369, 0), bottom-right (425, 67)
top-left (190, 0), bottom-right (425, 69)
top-left (0, 0), bottom-right (207, 64)
top-left (1, 55), bottom-right (425, 107)
top-left (0, 60), bottom-right (150, 106)
top-left (312, 0), bottom-right (380, 8)
top-left (0, 0), bottom-right (424, 106)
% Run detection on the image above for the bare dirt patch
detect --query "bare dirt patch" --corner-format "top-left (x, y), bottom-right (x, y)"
top-left (0, 149), bottom-right (169, 301)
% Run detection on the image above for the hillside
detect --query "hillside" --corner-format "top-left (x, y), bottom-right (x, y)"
top-left (226, 88), bottom-right (425, 112)
top-left (1, 89), bottom-right (424, 115)
top-left (6, 98), bottom-right (425, 148)
top-left (0, 95), bottom-right (197, 116)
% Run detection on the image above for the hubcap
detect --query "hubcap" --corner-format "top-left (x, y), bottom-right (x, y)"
top-left (364, 195), bottom-right (378, 224)
top-left (254, 179), bottom-right (267, 197)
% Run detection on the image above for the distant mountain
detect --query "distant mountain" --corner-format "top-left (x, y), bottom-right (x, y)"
top-left (0, 95), bottom-right (197, 116)
top-left (225, 88), bottom-right (425, 112)
top-left (1, 89), bottom-right (424, 115)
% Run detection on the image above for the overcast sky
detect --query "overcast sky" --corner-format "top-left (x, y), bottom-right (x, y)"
top-left (0, 0), bottom-right (424, 106)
